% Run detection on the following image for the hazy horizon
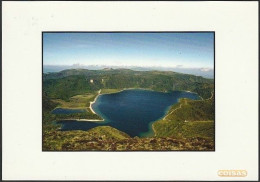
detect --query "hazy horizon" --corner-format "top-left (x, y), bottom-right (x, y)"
top-left (43, 64), bottom-right (214, 78)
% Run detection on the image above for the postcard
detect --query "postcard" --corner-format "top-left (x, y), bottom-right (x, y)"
top-left (2, 1), bottom-right (258, 181)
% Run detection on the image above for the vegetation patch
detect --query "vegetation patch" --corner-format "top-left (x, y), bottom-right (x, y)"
top-left (43, 126), bottom-right (214, 151)
top-left (153, 93), bottom-right (214, 141)
top-left (52, 93), bottom-right (96, 109)
top-left (100, 88), bottom-right (122, 94)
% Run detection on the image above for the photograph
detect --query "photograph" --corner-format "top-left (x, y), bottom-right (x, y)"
top-left (42, 32), bottom-right (215, 151)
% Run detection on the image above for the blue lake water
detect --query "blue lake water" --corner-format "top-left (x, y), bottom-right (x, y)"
top-left (56, 89), bottom-right (200, 137)
top-left (52, 108), bottom-right (86, 114)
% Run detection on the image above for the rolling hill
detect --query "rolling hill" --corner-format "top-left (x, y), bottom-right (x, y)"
top-left (43, 69), bottom-right (214, 100)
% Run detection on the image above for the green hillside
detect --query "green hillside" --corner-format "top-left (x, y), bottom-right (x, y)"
top-left (43, 69), bottom-right (214, 100)
top-left (153, 92), bottom-right (214, 140)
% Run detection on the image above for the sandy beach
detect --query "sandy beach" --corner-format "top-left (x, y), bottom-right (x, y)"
top-left (61, 118), bottom-right (104, 122)
top-left (89, 89), bottom-right (101, 114)
top-left (76, 118), bottom-right (104, 122)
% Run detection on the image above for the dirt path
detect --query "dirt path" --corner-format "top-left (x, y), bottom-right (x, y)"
top-left (207, 91), bottom-right (214, 100)
top-left (163, 103), bottom-right (183, 120)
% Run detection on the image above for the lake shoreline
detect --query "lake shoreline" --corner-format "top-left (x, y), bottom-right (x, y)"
top-left (185, 91), bottom-right (204, 100)
top-left (100, 88), bottom-right (154, 96)
top-left (85, 89), bottom-right (105, 121)
top-left (89, 89), bottom-right (101, 114)
top-left (101, 88), bottom-right (202, 97)
top-left (150, 90), bottom-right (202, 137)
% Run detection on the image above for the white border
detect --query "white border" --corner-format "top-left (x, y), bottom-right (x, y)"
top-left (2, 1), bottom-right (259, 181)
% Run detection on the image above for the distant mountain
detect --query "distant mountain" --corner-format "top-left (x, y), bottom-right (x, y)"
top-left (43, 65), bottom-right (214, 78)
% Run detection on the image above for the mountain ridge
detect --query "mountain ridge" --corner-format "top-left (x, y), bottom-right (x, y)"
top-left (43, 68), bottom-right (214, 100)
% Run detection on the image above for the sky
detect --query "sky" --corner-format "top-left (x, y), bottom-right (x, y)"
top-left (43, 32), bottom-right (214, 69)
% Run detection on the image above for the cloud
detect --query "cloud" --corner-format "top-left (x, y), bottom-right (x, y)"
top-left (200, 68), bottom-right (213, 72)
top-left (176, 65), bottom-right (183, 68)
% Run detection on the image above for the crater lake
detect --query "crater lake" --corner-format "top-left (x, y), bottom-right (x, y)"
top-left (56, 89), bottom-right (201, 137)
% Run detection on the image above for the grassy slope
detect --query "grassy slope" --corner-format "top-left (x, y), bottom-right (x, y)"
top-left (53, 93), bottom-right (96, 108)
top-left (43, 126), bottom-right (130, 151)
top-left (43, 126), bottom-right (214, 151)
top-left (50, 90), bottom-right (103, 120)
top-left (153, 93), bottom-right (214, 140)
